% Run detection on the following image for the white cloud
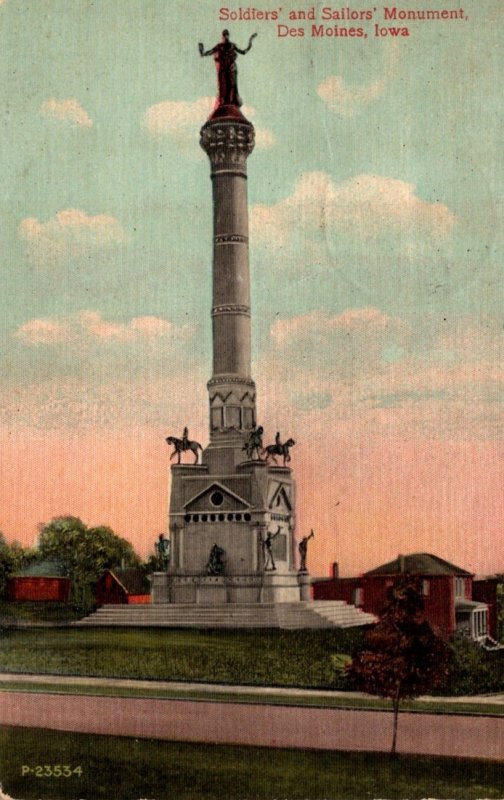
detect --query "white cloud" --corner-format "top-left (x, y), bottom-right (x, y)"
top-left (317, 76), bottom-right (385, 117)
top-left (142, 96), bottom-right (275, 149)
top-left (254, 126), bottom-right (276, 149)
top-left (18, 209), bottom-right (127, 263)
top-left (15, 311), bottom-right (180, 346)
top-left (271, 307), bottom-right (393, 345)
top-left (318, 43), bottom-right (399, 117)
top-left (142, 97), bottom-right (215, 138)
top-left (13, 318), bottom-right (70, 345)
top-left (267, 307), bottom-right (408, 385)
top-left (251, 172), bottom-right (456, 249)
top-left (40, 98), bottom-right (93, 128)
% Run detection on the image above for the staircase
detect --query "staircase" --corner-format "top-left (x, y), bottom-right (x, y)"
top-left (73, 601), bottom-right (376, 630)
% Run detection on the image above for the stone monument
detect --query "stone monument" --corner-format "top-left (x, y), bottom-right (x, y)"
top-left (152, 32), bottom-right (309, 605)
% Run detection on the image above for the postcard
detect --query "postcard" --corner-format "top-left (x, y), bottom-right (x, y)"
top-left (0, 1), bottom-right (502, 798)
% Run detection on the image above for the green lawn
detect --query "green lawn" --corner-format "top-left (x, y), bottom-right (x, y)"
top-left (0, 601), bottom-right (86, 623)
top-left (0, 627), bottom-right (364, 688)
top-left (1, 727), bottom-right (503, 800)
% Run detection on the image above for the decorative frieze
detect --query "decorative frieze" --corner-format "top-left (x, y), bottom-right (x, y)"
top-left (200, 121), bottom-right (255, 169)
top-left (212, 304), bottom-right (250, 317)
top-left (214, 234), bottom-right (248, 245)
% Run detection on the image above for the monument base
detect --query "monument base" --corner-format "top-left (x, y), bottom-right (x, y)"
top-left (151, 571), bottom-right (304, 605)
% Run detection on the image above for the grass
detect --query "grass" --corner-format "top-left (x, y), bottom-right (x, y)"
top-left (0, 626), bottom-right (364, 688)
top-left (0, 601), bottom-right (87, 623)
top-left (1, 726), bottom-right (503, 799)
top-left (0, 679), bottom-right (503, 716)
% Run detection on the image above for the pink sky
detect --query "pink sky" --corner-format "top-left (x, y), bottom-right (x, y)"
top-left (2, 424), bottom-right (502, 578)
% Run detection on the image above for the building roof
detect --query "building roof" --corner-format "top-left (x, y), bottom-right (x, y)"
top-left (455, 599), bottom-right (488, 611)
top-left (107, 568), bottom-right (150, 595)
top-left (364, 553), bottom-right (473, 578)
top-left (16, 559), bottom-right (68, 578)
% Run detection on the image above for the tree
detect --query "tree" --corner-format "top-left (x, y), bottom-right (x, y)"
top-left (38, 516), bottom-right (140, 606)
top-left (346, 580), bottom-right (450, 755)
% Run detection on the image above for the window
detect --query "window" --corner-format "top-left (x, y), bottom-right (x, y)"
top-left (210, 491), bottom-right (224, 507)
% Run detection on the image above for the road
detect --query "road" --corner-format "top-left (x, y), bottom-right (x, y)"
top-left (1, 689), bottom-right (503, 760)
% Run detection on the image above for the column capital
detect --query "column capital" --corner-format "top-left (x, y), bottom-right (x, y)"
top-left (200, 119), bottom-right (255, 171)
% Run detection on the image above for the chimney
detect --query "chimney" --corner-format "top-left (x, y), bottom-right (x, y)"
top-left (332, 562), bottom-right (339, 580)
top-left (398, 554), bottom-right (405, 573)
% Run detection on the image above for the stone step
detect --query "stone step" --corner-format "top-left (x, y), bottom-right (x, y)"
top-left (74, 601), bottom-right (376, 630)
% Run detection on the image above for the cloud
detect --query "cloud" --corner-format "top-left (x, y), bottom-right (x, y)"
top-left (260, 310), bottom-right (504, 441)
top-left (142, 96), bottom-right (275, 149)
top-left (40, 98), bottom-right (93, 128)
top-left (271, 307), bottom-right (393, 345)
top-left (317, 44), bottom-right (399, 117)
top-left (14, 318), bottom-right (71, 345)
top-left (18, 209), bottom-right (127, 263)
top-left (317, 76), bottom-right (385, 117)
top-left (142, 97), bottom-right (214, 138)
top-left (251, 171), bottom-right (456, 250)
top-left (14, 311), bottom-right (181, 346)
top-left (268, 307), bottom-right (407, 387)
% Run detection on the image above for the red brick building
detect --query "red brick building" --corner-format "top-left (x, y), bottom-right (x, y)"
top-left (95, 568), bottom-right (151, 605)
top-left (312, 553), bottom-right (497, 641)
top-left (6, 560), bottom-right (71, 602)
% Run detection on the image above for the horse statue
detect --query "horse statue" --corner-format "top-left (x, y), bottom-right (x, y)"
top-left (165, 428), bottom-right (202, 464)
top-left (262, 436), bottom-right (296, 466)
top-left (242, 425), bottom-right (264, 460)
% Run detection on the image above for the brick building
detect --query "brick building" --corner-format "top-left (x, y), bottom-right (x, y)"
top-left (312, 553), bottom-right (497, 641)
top-left (95, 568), bottom-right (151, 605)
top-left (6, 560), bottom-right (71, 602)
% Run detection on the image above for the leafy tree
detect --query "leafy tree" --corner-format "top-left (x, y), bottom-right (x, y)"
top-left (38, 516), bottom-right (140, 606)
top-left (346, 580), bottom-right (450, 755)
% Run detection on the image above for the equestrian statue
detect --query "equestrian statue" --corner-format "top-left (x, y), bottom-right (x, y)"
top-left (165, 427), bottom-right (202, 465)
top-left (262, 433), bottom-right (296, 466)
top-left (242, 425), bottom-right (264, 460)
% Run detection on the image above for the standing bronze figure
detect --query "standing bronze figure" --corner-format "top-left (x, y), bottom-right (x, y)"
top-left (298, 530), bottom-right (314, 572)
top-left (199, 30), bottom-right (257, 108)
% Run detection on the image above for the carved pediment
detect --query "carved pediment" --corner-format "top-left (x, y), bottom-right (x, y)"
top-left (184, 481), bottom-right (251, 512)
top-left (268, 483), bottom-right (292, 513)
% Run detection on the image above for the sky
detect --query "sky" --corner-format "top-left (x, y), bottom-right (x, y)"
top-left (0, 0), bottom-right (502, 577)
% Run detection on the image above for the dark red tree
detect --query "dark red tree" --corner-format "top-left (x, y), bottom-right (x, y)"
top-left (347, 580), bottom-right (450, 754)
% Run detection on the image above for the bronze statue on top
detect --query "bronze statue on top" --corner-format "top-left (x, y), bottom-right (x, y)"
top-left (243, 425), bottom-right (264, 460)
top-left (165, 428), bottom-right (202, 464)
top-left (262, 433), bottom-right (296, 467)
top-left (199, 30), bottom-right (257, 108)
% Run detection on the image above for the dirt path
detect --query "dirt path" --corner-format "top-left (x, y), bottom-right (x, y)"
top-left (1, 691), bottom-right (502, 759)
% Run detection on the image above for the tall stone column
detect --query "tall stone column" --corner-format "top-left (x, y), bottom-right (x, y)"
top-left (200, 117), bottom-right (256, 451)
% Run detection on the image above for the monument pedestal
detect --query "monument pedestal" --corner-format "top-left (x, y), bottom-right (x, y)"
top-left (152, 571), bottom-right (303, 605)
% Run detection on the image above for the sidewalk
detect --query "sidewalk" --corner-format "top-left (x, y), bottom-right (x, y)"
top-left (0, 671), bottom-right (502, 705)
